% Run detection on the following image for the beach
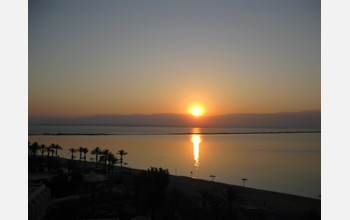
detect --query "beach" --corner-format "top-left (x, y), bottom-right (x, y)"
top-left (28, 131), bottom-right (321, 199)
top-left (29, 157), bottom-right (320, 219)
top-left (168, 175), bottom-right (320, 215)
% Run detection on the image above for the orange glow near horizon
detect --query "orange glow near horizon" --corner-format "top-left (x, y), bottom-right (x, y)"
top-left (29, 1), bottom-right (321, 118)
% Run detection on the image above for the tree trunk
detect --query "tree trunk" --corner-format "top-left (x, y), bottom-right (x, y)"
top-left (95, 154), bottom-right (98, 168)
top-left (84, 155), bottom-right (86, 172)
top-left (120, 156), bottom-right (123, 179)
top-left (105, 158), bottom-right (107, 171)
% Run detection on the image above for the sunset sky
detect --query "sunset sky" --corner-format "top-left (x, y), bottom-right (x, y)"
top-left (29, 0), bottom-right (320, 117)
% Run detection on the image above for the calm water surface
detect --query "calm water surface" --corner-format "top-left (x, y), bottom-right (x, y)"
top-left (28, 126), bottom-right (320, 198)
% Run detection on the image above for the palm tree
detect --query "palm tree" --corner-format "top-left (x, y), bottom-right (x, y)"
top-left (112, 157), bottom-right (118, 176)
top-left (50, 143), bottom-right (56, 156)
top-left (68, 148), bottom-right (76, 172)
top-left (40, 144), bottom-right (46, 159)
top-left (54, 144), bottom-right (62, 157)
top-left (69, 148), bottom-right (76, 160)
top-left (43, 146), bottom-right (54, 171)
top-left (78, 147), bottom-right (84, 162)
top-left (91, 147), bottom-right (102, 168)
top-left (46, 146), bottom-right (52, 157)
top-left (117, 150), bottom-right (128, 178)
top-left (107, 152), bottom-right (114, 176)
top-left (83, 148), bottom-right (89, 171)
top-left (107, 152), bottom-right (118, 177)
top-left (117, 150), bottom-right (128, 168)
top-left (29, 142), bottom-right (40, 158)
top-left (50, 148), bottom-right (55, 157)
top-left (99, 155), bottom-right (105, 168)
top-left (101, 149), bottom-right (110, 171)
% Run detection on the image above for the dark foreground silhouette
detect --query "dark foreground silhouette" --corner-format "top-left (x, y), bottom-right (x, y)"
top-left (29, 142), bottom-right (320, 220)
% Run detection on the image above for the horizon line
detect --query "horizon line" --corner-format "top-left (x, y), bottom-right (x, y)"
top-left (29, 109), bottom-right (321, 119)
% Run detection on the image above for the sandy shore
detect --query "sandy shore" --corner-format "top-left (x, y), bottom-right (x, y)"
top-left (168, 175), bottom-right (320, 215)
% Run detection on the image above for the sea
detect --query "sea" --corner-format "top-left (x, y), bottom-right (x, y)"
top-left (28, 125), bottom-right (321, 199)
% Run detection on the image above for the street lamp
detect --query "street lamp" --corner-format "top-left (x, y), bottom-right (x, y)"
top-left (210, 175), bottom-right (216, 181)
top-left (242, 178), bottom-right (247, 187)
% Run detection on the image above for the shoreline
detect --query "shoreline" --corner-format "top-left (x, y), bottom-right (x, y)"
top-left (168, 175), bottom-right (320, 215)
top-left (29, 155), bottom-right (320, 200)
top-left (30, 157), bottom-right (320, 199)
top-left (29, 156), bottom-right (320, 216)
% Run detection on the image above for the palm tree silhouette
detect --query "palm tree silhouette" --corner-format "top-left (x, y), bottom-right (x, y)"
top-left (69, 148), bottom-right (76, 160)
top-left (29, 142), bottom-right (40, 158)
top-left (101, 149), bottom-right (110, 171)
top-left (83, 148), bottom-right (89, 172)
top-left (68, 148), bottom-right (76, 172)
top-left (91, 147), bottom-right (102, 168)
top-left (78, 147), bottom-right (84, 162)
top-left (50, 143), bottom-right (56, 156)
top-left (50, 148), bottom-right (55, 157)
top-left (117, 150), bottom-right (128, 179)
top-left (40, 144), bottom-right (46, 159)
top-left (45, 146), bottom-right (52, 158)
top-left (107, 152), bottom-right (117, 177)
top-left (54, 144), bottom-right (62, 157)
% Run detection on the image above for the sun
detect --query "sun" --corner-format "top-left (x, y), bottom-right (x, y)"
top-left (188, 103), bottom-right (205, 116)
top-left (192, 108), bottom-right (201, 116)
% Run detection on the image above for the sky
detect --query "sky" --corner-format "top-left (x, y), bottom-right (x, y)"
top-left (29, 0), bottom-right (320, 117)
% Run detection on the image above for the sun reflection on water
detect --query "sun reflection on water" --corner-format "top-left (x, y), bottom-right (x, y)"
top-left (192, 128), bottom-right (201, 169)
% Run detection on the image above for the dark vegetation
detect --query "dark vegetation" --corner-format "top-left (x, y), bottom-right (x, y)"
top-left (29, 142), bottom-right (320, 220)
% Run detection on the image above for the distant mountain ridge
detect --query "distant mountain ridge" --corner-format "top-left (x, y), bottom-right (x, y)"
top-left (29, 111), bottom-right (321, 129)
